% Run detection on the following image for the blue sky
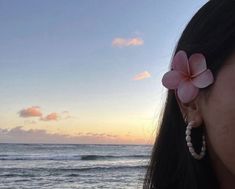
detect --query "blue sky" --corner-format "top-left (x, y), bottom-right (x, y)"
top-left (0, 0), bottom-right (207, 144)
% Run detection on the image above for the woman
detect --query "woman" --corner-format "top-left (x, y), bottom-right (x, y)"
top-left (143, 1), bottom-right (235, 189)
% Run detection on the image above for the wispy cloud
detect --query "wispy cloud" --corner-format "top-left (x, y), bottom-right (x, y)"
top-left (82, 132), bottom-right (117, 138)
top-left (132, 71), bottom-right (151, 80)
top-left (112, 37), bottom-right (144, 47)
top-left (18, 106), bottom-right (42, 118)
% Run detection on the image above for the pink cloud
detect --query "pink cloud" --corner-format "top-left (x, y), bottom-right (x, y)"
top-left (18, 106), bottom-right (74, 122)
top-left (40, 112), bottom-right (60, 121)
top-left (18, 106), bottom-right (42, 118)
top-left (112, 37), bottom-right (144, 47)
top-left (132, 71), bottom-right (151, 80)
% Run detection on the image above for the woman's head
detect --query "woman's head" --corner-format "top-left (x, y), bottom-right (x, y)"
top-left (144, 1), bottom-right (235, 189)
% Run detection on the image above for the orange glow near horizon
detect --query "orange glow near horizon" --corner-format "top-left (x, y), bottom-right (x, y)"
top-left (0, 108), bottom-right (159, 145)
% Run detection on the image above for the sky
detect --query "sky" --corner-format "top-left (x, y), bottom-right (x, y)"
top-left (0, 0), bottom-right (208, 145)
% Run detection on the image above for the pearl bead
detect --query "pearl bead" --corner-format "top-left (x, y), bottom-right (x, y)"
top-left (187, 142), bottom-right (192, 147)
top-left (189, 147), bottom-right (194, 153)
top-left (186, 130), bottom-right (191, 135)
top-left (201, 147), bottom-right (206, 152)
top-left (186, 136), bottom-right (191, 141)
top-left (191, 152), bottom-right (196, 156)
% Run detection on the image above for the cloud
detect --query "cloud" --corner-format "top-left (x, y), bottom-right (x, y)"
top-left (40, 111), bottom-right (75, 121)
top-left (83, 132), bottom-right (117, 138)
top-left (0, 126), bottom-right (69, 143)
top-left (112, 37), bottom-right (144, 47)
top-left (18, 106), bottom-right (42, 118)
top-left (18, 106), bottom-right (74, 122)
top-left (132, 71), bottom-right (151, 80)
top-left (40, 112), bottom-right (60, 121)
top-left (0, 127), bottom-right (120, 144)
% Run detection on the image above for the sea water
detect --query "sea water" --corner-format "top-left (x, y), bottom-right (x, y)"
top-left (0, 143), bottom-right (153, 189)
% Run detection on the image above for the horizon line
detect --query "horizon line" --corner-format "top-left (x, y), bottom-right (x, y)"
top-left (0, 142), bottom-right (153, 146)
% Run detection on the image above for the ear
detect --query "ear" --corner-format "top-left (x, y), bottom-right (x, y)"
top-left (175, 92), bottom-right (203, 128)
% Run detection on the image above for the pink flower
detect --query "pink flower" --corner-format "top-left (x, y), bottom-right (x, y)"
top-left (162, 50), bottom-right (214, 103)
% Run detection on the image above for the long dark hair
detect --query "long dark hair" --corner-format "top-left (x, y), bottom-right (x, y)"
top-left (143, 1), bottom-right (235, 189)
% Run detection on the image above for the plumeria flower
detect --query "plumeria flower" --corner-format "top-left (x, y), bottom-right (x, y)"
top-left (162, 50), bottom-right (214, 103)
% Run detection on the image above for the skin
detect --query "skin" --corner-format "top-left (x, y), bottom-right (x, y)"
top-left (177, 53), bottom-right (235, 189)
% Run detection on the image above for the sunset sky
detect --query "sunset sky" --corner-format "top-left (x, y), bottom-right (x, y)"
top-left (0, 0), bottom-right (207, 145)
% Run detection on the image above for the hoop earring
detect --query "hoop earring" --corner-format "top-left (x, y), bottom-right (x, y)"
top-left (185, 120), bottom-right (206, 160)
top-left (183, 114), bottom-right (188, 124)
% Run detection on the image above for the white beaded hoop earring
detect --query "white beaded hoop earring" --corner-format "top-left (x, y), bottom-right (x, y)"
top-left (184, 114), bottom-right (188, 124)
top-left (185, 120), bottom-right (206, 160)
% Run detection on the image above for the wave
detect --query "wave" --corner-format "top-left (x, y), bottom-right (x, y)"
top-left (80, 154), bottom-right (149, 160)
top-left (0, 165), bottom-right (148, 175)
top-left (60, 165), bottom-right (148, 172)
top-left (0, 155), bottom-right (9, 157)
top-left (0, 154), bottom-right (150, 161)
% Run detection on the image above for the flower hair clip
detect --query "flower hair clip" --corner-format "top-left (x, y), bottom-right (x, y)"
top-left (162, 50), bottom-right (214, 103)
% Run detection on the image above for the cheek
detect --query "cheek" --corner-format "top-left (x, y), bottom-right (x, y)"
top-left (200, 62), bottom-right (235, 175)
top-left (204, 88), bottom-right (235, 175)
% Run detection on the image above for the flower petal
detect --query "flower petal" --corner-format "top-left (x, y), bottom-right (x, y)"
top-left (172, 50), bottom-right (190, 75)
top-left (162, 70), bottom-right (183, 89)
top-left (177, 80), bottom-right (199, 103)
top-left (188, 53), bottom-right (207, 77)
top-left (191, 69), bottom-right (214, 88)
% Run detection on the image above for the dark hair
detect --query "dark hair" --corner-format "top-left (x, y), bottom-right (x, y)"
top-left (143, 1), bottom-right (235, 189)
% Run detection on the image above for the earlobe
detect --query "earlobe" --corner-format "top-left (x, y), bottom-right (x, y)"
top-left (190, 113), bottom-right (203, 128)
top-left (175, 93), bottom-right (203, 128)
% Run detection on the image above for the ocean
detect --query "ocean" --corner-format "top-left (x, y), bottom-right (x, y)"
top-left (0, 143), bottom-right (153, 189)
